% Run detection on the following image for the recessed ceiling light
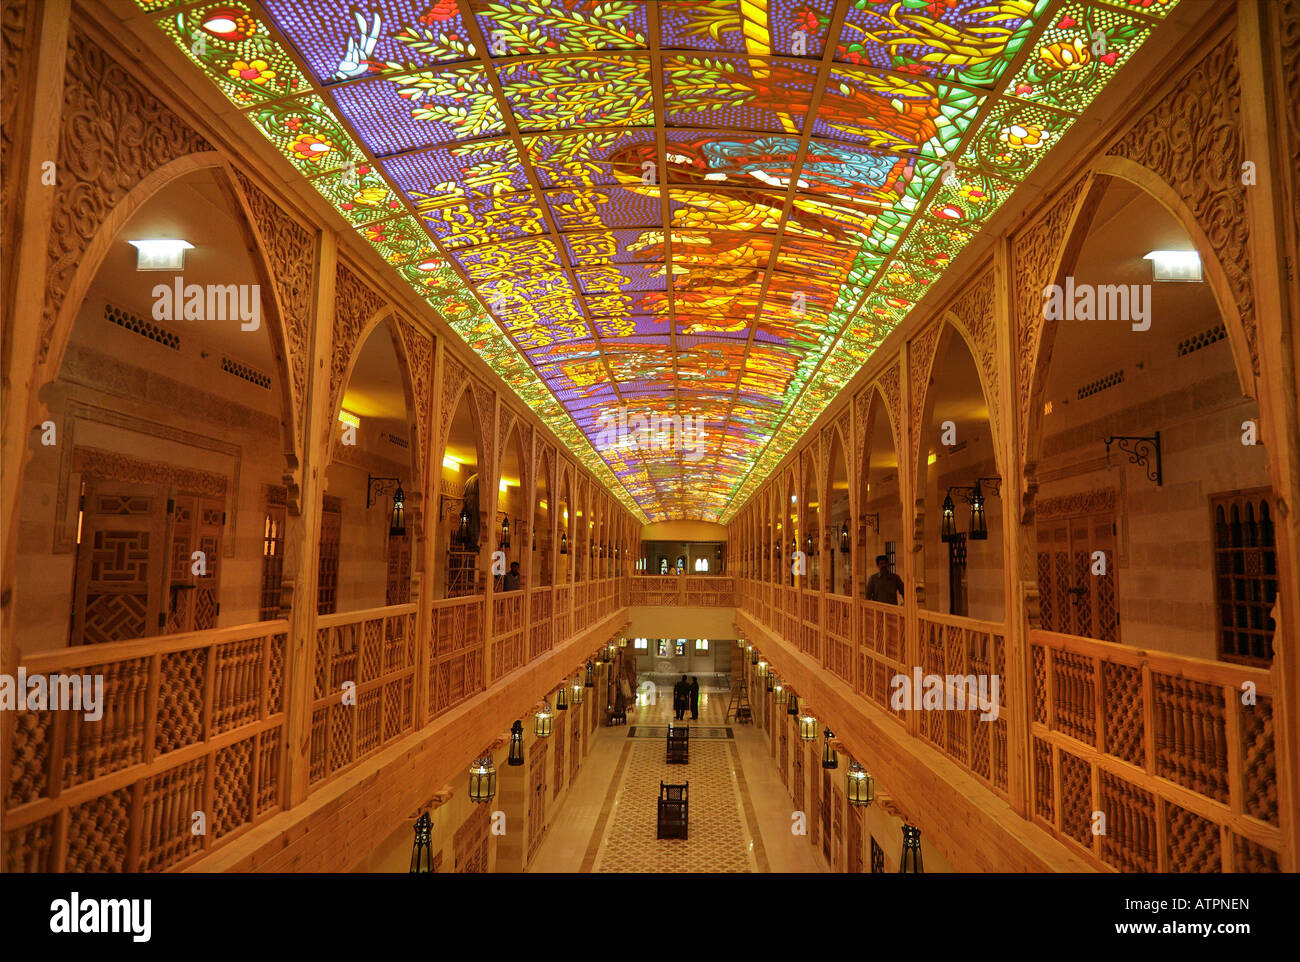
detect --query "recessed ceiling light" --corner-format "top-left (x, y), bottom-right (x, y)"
top-left (1143, 249), bottom-right (1202, 282)
top-left (128, 238), bottom-right (193, 271)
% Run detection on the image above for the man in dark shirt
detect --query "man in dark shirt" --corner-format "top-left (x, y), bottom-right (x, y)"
top-left (503, 561), bottom-right (521, 591)
top-left (864, 554), bottom-right (904, 605)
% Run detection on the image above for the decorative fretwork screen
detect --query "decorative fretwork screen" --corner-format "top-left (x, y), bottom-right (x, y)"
top-left (1210, 489), bottom-right (1277, 665)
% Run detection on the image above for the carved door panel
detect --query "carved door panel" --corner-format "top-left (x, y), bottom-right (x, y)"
top-left (72, 479), bottom-right (169, 645)
top-left (793, 735), bottom-right (804, 816)
top-left (167, 493), bottom-right (224, 633)
top-left (847, 806), bottom-right (865, 873)
top-left (453, 804), bottom-right (490, 873)
top-left (808, 753), bottom-right (820, 847)
top-left (821, 770), bottom-right (832, 865)
top-left (870, 836), bottom-right (885, 873)
top-left (833, 788), bottom-right (845, 872)
top-left (570, 705), bottom-right (581, 782)
top-left (779, 723), bottom-right (788, 787)
top-left (553, 711), bottom-right (566, 798)
top-left (1037, 509), bottom-right (1118, 641)
top-left (527, 742), bottom-right (548, 864)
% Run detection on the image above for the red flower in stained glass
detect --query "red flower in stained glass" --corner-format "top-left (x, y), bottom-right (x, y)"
top-left (420, 0), bottom-right (458, 25)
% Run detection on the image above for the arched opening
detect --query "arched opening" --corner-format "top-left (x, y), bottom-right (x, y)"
top-left (858, 392), bottom-right (905, 605)
top-left (917, 330), bottom-right (1004, 622)
top-left (801, 450), bottom-right (821, 591)
top-left (1029, 174), bottom-right (1272, 663)
top-left (532, 452), bottom-right (552, 587)
top-left (783, 468), bottom-right (799, 587)
top-left (325, 320), bottom-right (419, 614)
top-left (495, 422), bottom-right (527, 592)
top-left (826, 431), bottom-right (851, 596)
top-left (15, 167), bottom-right (296, 649)
top-left (557, 471), bottom-right (573, 584)
top-left (439, 388), bottom-right (485, 598)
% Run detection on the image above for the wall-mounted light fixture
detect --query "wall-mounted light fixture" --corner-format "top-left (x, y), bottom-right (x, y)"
top-left (839, 522), bottom-right (851, 554)
top-left (560, 532), bottom-right (568, 555)
top-left (497, 512), bottom-right (511, 550)
top-left (899, 824), bottom-right (924, 873)
top-left (942, 478), bottom-right (1002, 543)
top-left (367, 475), bottom-right (406, 537)
top-left (846, 760), bottom-right (875, 807)
top-left (468, 753), bottom-right (496, 804)
top-left (1103, 432), bottom-right (1162, 486)
top-left (1143, 249), bottom-right (1202, 282)
top-left (798, 713), bottom-right (818, 742)
top-left (128, 238), bottom-right (193, 271)
top-left (508, 721), bottom-right (524, 766)
top-left (409, 812), bottom-right (433, 873)
top-left (822, 728), bottom-right (838, 769)
top-left (534, 700), bottom-right (553, 738)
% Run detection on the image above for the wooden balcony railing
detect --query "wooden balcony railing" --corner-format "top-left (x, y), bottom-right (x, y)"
top-left (627, 575), bottom-right (735, 606)
top-left (4, 620), bottom-right (289, 871)
top-left (310, 603), bottom-right (418, 788)
top-left (1029, 629), bottom-right (1281, 871)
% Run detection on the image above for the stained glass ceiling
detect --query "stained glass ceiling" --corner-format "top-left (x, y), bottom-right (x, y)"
top-left (139, 0), bottom-right (1179, 523)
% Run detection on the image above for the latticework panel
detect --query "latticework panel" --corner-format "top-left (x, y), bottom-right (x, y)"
top-left (255, 729), bottom-right (282, 814)
top-left (138, 758), bottom-right (207, 871)
top-left (1164, 802), bottom-right (1221, 872)
top-left (1059, 750), bottom-right (1092, 846)
top-left (308, 706), bottom-right (329, 785)
top-left (1098, 773), bottom-right (1156, 872)
top-left (6, 708), bottom-right (53, 807)
top-left (156, 648), bottom-right (207, 754)
top-left (1102, 662), bottom-right (1143, 766)
top-left (62, 656), bottom-right (151, 788)
top-left (1031, 645), bottom-right (1047, 724)
top-left (212, 638), bottom-right (263, 733)
top-left (1153, 673), bottom-right (1227, 802)
top-left (356, 687), bottom-right (382, 758)
top-left (65, 786), bottom-right (132, 872)
top-left (1053, 651), bottom-right (1095, 744)
top-left (3, 816), bottom-right (57, 872)
top-left (1233, 834), bottom-right (1280, 872)
top-left (266, 633), bottom-right (287, 713)
top-left (1239, 695), bottom-right (1277, 824)
top-left (1032, 737), bottom-right (1054, 822)
top-left (212, 737), bottom-right (254, 839)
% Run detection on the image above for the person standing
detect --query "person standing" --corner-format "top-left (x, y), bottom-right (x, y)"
top-left (673, 674), bottom-right (688, 720)
top-left (864, 554), bottom-right (904, 605)
top-left (688, 676), bottom-right (700, 720)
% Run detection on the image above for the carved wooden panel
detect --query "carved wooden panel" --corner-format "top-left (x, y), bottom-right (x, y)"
top-left (39, 28), bottom-right (211, 368)
top-left (231, 170), bottom-right (313, 443)
top-left (1107, 34), bottom-right (1257, 375)
top-left (907, 321), bottom-right (943, 473)
top-left (393, 316), bottom-right (433, 484)
top-left (453, 803), bottom-right (490, 873)
top-left (331, 264), bottom-right (386, 415)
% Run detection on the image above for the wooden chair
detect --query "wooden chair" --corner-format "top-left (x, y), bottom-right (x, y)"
top-left (657, 781), bottom-right (689, 839)
top-left (666, 724), bottom-right (689, 764)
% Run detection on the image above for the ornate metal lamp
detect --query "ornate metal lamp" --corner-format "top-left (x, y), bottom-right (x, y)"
top-left (409, 812), bottom-right (433, 873)
top-left (774, 681), bottom-right (787, 705)
top-left (499, 513), bottom-right (511, 549)
top-left (457, 502), bottom-right (473, 547)
top-left (468, 753), bottom-right (496, 804)
top-left (585, 661), bottom-right (595, 687)
top-left (968, 481), bottom-right (986, 541)
top-left (940, 493), bottom-right (958, 543)
top-left (839, 522), bottom-right (850, 554)
top-left (750, 647), bottom-right (759, 665)
top-left (556, 683), bottom-right (569, 711)
top-left (534, 699), bottom-right (553, 737)
top-left (787, 692), bottom-right (799, 717)
top-left (822, 728), bottom-right (838, 769)
top-left (846, 759), bottom-right (875, 807)
top-left (507, 720), bottom-right (524, 766)
top-left (367, 475), bottom-right (406, 537)
top-left (900, 824), bottom-right (924, 873)
top-left (571, 679), bottom-right (584, 705)
top-left (765, 670), bottom-right (775, 693)
top-left (798, 713), bottom-right (818, 742)
top-left (560, 533), bottom-right (568, 554)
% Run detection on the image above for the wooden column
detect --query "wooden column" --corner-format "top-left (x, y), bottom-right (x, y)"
top-left (897, 350), bottom-right (920, 740)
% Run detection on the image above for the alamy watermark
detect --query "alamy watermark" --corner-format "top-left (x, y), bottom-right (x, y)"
top-left (152, 277), bottom-right (261, 331)
top-left (890, 668), bottom-right (1000, 721)
top-left (1, 669), bottom-right (103, 721)
top-left (595, 407), bottom-right (708, 462)
top-left (1043, 276), bottom-right (1150, 331)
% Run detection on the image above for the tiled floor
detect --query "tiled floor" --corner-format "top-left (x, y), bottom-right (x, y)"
top-left (529, 679), bottom-right (826, 873)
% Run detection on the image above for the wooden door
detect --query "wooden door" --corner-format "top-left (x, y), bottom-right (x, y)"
top-left (847, 805), bottom-right (865, 873)
top-left (570, 704), bottom-right (581, 782)
top-left (72, 479), bottom-right (169, 644)
top-left (792, 735), bottom-right (805, 816)
top-left (808, 754), bottom-right (820, 848)
top-left (779, 720), bottom-right (788, 786)
top-left (453, 804), bottom-right (489, 873)
top-left (1037, 509), bottom-right (1119, 641)
top-left (821, 770), bottom-right (832, 865)
top-left (527, 741), bottom-right (548, 864)
top-left (167, 493), bottom-right (224, 633)
top-left (553, 711), bottom-right (566, 798)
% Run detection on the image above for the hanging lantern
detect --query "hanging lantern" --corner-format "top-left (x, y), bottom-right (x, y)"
top-left (774, 681), bottom-right (787, 705)
top-left (619, 637), bottom-right (628, 648)
top-left (585, 661), bottom-right (595, 688)
top-left (940, 493), bottom-right (958, 543)
top-left (968, 482), bottom-right (988, 541)
top-left (532, 528), bottom-right (537, 551)
top-left (571, 681), bottom-right (584, 706)
top-left (846, 759), bottom-right (875, 806)
top-left (500, 515), bottom-right (511, 550)
top-left (798, 713), bottom-right (818, 742)
top-left (508, 720), bottom-right (524, 767)
top-left (468, 753), bottom-right (497, 804)
top-left (390, 484), bottom-right (406, 538)
top-left (804, 532), bottom-right (814, 555)
top-left (757, 660), bottom-right (768, 678)
top-left (788, 692), bottom-right (799, 717)
top-left (457, 502), bottom-right (473, 547)
top-left (750, 648), bottom-right (759, 665)
top-left (765, 671), bottom-right (776, 693)
top-left (822, 728), bottom-right (838, 769)
top-left (899, 824), bottom-right (924, 873)
top-left (556, 684), bottom-right (569, 711)
top-left (839, 522), bottom-right (850, 554)
top-left (535, 700), bottom-right (553, 738)
top-left (790, 535), bottom-right (797, 554)
top-left (409, 812), bottom-right (433, 873)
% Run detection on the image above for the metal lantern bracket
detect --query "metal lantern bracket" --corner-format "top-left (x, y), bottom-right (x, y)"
top-left (946, 477), bottom-right (1002, 503)
top-left (367, 474), bottom-right (402, 508)
top-left (1104, 432), bottom-right (1162, 486)
top-left (861, 513), bottom-right (880, 534)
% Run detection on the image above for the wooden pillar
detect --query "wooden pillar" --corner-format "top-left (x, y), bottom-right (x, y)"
top-left (897, 351), bottom-right (920, 740)
top-left (282, 228), bottom-right (336, 806)
top-left (1235, 0), bottom-right (1300, 870)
